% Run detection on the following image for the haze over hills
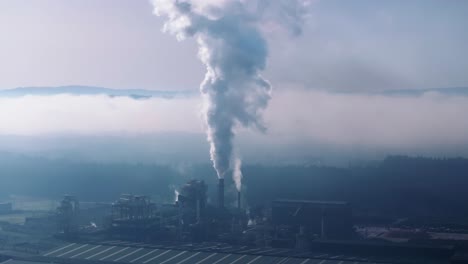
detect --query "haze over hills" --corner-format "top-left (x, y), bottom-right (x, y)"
top-left (1, 85), bottom-right (468, 99)
top-left (379, 87), bottom-right (468, 97)
top-left (0, 85), bottom-right (468, 166)
top-left (0, 85), bottom-right (196, 99)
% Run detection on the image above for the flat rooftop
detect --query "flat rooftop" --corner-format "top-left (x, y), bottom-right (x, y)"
top-left (0, 260), bottom-right (47, 264)
top-left (35, 241), bottom-right (432, 264)
top-left (273, 199), bottom-right (350, 206)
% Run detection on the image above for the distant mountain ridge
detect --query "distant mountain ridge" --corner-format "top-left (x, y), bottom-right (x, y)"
top-left (0, 85), bottom-right (196, 99)
top-left (332, 86), bottom-right (468, 97)
top-left (380, 87), bottom-right (468, 97)
top-left (0, 85), bottom-right (467, 99)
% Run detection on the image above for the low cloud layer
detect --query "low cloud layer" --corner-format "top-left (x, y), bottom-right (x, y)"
top-left (266, 90), bottom-right (468, 149)
top-left (0, 95), bottom-right (202, 135)
top-left (0, 90), bottom-right (467, 162)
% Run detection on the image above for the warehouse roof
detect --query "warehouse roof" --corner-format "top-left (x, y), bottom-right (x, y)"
top-left (0, 260), bottom-right (53, 264)
top-left (273, 199), bottom-right (349, 206)
top-left (40, 241), bottom-right (397, 264)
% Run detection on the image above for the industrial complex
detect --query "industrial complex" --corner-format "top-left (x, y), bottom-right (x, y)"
top-left (1, 177), bottom-right (468, 264)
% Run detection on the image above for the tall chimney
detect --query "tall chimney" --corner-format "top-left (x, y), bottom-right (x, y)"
top-left (218, 178), bottom-right (224, 208)
top-left (237, 191), bottom-right (241, 209)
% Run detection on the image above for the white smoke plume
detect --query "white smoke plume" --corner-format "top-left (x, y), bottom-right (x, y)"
top-left (233, 157), bottom-right (243, 191)
top-left (152, 0), bottom-right (310, 184)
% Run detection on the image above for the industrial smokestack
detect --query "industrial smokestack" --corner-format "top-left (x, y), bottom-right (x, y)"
top-left (218, 178), bottom-right (224, 209)
top-left (237, 191), bottom-right (241, 209)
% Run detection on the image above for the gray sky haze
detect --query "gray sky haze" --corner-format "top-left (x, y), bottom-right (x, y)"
top-left (0, 0), bottom-right (467, 164)
top-left (1, 0), bottom-right (467, 91)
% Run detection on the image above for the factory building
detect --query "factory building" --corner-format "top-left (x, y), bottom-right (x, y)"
top-left (56, 195), bottom-right (80, 238)
top-left (109, 194), bottom-right (159, 241)
top-left (176, 179), bottom-right (207, 222)
top-left (2, 180), bottom-right (468, 264)
top-left (272, 199), bottom-right (353, 240)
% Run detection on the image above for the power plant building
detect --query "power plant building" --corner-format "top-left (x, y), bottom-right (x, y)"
top-left (272, 199), bottom-right (353, 240)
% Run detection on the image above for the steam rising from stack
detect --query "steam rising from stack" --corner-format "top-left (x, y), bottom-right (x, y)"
top-left (233, 158), bottom-right (242, 192)
top-left (152, 0), bottom-right (310, 193)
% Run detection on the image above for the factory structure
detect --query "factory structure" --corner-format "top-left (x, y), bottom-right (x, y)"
top-left (106, 179), bottom-right (253, 243)
top-left (101, 178), bottom-right (355, 247)
top-left (1, 177), bottom-right (468, 264)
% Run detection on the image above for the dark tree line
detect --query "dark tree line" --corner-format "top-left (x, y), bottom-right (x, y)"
top-left (1, 153), bottom-right (468, 220)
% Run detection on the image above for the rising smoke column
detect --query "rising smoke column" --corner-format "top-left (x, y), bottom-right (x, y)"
top-left (152, 0), bottom-right (310, 190)
top-left (233, 157), bottom-right (243, 191)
